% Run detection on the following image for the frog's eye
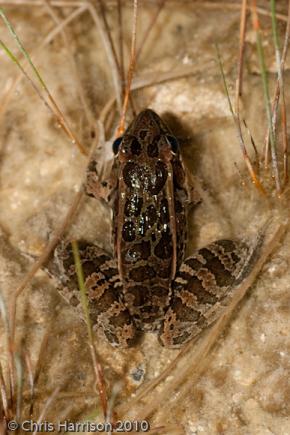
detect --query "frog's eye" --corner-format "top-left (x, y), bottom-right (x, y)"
top-left (112, 136), bottom-right (123, 155)
top-left (166, 135), bottom-right (179, 153)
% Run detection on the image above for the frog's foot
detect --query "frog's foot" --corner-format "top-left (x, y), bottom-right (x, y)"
top-left (159, 239), bottom-right (253, 348)
top-left (49, 241), bottom-right (138, 348)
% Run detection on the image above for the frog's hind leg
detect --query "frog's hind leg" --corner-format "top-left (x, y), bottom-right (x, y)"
top-left (50, 241), bottom-right (138, 348)
top-left (159, 239), bottom-right (255, 348)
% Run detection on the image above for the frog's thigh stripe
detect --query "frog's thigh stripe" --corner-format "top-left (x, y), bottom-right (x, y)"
top-left (52, 241), bottom-right (138, 348)
top-left (159, 239), bottom-right (250, 348)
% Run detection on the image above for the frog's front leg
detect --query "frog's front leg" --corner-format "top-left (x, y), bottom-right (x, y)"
top-left (159, 239), bottom-right (252, 348)
top-left (52, 241), bottom-right (138, 347)
top-left (86, 151), bottom-right (117, 205)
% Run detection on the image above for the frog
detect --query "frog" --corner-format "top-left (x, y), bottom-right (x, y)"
top-left (52, 109), bottom-right (255, 348)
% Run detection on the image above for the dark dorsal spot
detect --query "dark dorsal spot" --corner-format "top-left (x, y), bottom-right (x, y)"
top-left (217, 239), bottom-right (236, 252)
top-left (172, 297), bottom-right (201, 322)
top-left (101, 267), bottom-right (119, 280)
top-left (149, 160), bottom-right (168, 195)
top-left (139, 130), bottom-right (148, 140)
top-left (200, 248), bottom-right (234, 287)
top-left (160, 198), bottom-right (169, 224)
top-left (123, 162), bottom-right (140, 189)
top-left (154, 229), bottom-right (173, 259)
top-left (124, 194), bottom-right (143, 217)
top-left (186, 257), bottom-right (203, 271)
top-left (216, 240), bottom-right (243, 264)
top-left (89, 277), bottom-right (107, 292)
top-left (131, 138), bottom-right (142, 155)
top-left (188, 275), bottom-right (218, 304)
top-left (122, 221), bottom-right (136, 242)
top-left (129, 265), bottom-right (156, 281)
top-left (125, 240), bottom-right (151, 262)
top-left (147, 135), bottom-right (160, 157)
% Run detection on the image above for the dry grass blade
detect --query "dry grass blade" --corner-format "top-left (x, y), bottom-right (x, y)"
top-left (118, 0), bottom-right (138, 135)
top-left (0, 292), bottom-right (15, 416)
top-left (8, 190), bottom-right (84, 343)
top-left (168, 223), bottom-right (287, 414)
top-left (0, 362), bottom-right (8, 418)
top-left (28, 330), bottom-right (51, 416)
top-left (243, 119), bottom-right (259, 167)
top-left (235, 0), bottom-right (247, 112)
top-left (0, 1), bottom-right (289, 25)
top-left (0, 7), bottom-right (87, 155)
top-left (262, 0), bottom-right (290, 189)
top-left (136, 0), bottom-right (165, 62)
top-left (32, 387), bottom-right (60, 435)
top-left (14, 353), bottom-right (23, 422)
top-left (71, 241), bottom-right (108, 419)
top-left (23, 353), bottom-right (34, 417)
top-left (87, 1), bottom-right (123, 113)
top-left (6, 128), bottom-right (100, 388)
top-left (42, 0), bottom-right (95, 129)
top-left (274, 0), bottom-right (290, 187)
top-left (0, 5), bottom-right (87, 123)
top-left (215, 42), bottom-right (265, 194)
top-left (97, 0), bottom-right (122, 88)
top-left (117, 0), bottom-right (125, 101)
top-left (251, 1), bottom-right (281, 192)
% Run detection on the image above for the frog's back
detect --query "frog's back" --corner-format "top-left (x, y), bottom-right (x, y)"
top-left (113, 109), bottom-right (188, 330)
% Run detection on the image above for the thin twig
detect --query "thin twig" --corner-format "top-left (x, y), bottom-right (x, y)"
top-left (117, 0), bottom-right (138, 135)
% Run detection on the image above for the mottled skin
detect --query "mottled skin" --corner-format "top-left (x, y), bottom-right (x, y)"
top-left (53, 109), bottom-right (254, 348)
top-left (113, 110), bottom-right (188, 331)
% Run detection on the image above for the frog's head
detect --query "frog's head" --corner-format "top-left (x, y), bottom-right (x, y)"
top-left (112, 109), bottom-right (179, 163)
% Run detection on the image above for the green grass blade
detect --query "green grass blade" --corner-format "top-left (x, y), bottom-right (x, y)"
top-left (71, 241), bottom-right (93, 342)
top-left (253, 7), bottom-right (281, 192)
top-left (0, 8), bottom-right (48, 91)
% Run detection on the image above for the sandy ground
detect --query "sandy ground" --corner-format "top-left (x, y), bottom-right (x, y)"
top-left (0, 1), bottom-right (290, 434)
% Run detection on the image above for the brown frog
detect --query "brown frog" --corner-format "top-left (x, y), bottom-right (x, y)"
top-left (53, 109), bottom-right (254, 348)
